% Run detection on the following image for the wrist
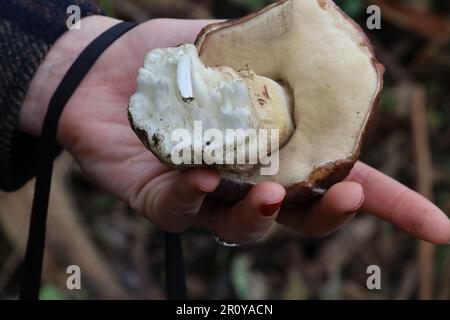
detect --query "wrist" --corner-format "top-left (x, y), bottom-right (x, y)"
top-left (18, 15), bottom-right (121, 144)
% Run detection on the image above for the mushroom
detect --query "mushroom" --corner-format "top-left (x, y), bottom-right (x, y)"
top-left (129, 44), bottom-right (294, 172)
top-left (128, 0), bottom-right (384, 204)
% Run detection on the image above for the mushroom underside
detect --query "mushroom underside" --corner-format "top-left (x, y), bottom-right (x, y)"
top-left (195, 0), bottom-right (384, 203)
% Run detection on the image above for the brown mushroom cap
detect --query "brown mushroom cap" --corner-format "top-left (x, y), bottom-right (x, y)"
top-left (195, 0), bottom-right (384, 204)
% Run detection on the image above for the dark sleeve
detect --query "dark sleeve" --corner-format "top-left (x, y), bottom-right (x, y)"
top-left (0, 0), bottom-right (103, 191)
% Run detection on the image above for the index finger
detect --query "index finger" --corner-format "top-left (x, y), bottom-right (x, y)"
top-left (347, 161), bottom-right (450, 244)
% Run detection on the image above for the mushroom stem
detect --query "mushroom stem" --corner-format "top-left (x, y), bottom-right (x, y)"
top-left (175, 45), bottom-right (294, 148)
top-left (177, 55), bottom-right (194, 103)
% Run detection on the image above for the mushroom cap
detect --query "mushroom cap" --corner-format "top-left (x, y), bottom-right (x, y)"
top-left (195, 0), bottom-right (384, 204)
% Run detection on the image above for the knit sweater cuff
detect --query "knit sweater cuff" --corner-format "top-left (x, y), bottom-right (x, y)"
top-left (0, 0), bottom-right (103, 191)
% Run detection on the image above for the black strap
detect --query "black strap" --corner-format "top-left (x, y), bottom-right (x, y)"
top-left (19, 21), bottom-right (139, 300)
top-left (165, 233), bottom-right (187, 299)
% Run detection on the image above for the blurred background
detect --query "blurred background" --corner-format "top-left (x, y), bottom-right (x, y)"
top-left (1, 0), bottom-right (449, 299)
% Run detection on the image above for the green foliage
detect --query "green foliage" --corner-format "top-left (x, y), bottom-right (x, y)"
top-left (379, 87), bottom-right (398, 112)
top-left (230, 0), bottom-right (273, 11)
top-left (338, 0), bottom-right (364, 18)
top-left (282, 271), bottom-right (307, 300)
top-left (39, 285), bottom-right (67, 300)
top-left (320, 271), bottom-right (343, 299)
top-left (231, 254), bottom-right (251, 300)
top-left (435, 245), bottom-right (450, 279)
top-left (215, 246), bottom-right (232, 272)
top-left (40, 284), bottom-right (88, 300)
top-left (428, 110), bottom-right (447, 129)
top-left (99, 0), bottom-right (116, 17)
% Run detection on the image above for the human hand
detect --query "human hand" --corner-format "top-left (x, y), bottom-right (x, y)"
top-left (19, 17), bottom-right (450, 245)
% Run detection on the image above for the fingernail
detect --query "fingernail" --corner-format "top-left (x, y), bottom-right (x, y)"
top-left (346, 193), bottom-right (365, 215)
top-left (198, 180), bottom-right (219, 193)
top-left (199, 185), bottom-right (216, 193)
top-left (260, 199), bottom-right (283, 217)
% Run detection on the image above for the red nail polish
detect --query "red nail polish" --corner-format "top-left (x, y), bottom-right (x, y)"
top-left (260, 200), bottom-right (283, 217)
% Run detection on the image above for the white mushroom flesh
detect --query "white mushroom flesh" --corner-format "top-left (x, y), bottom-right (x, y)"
top-left (129, 44), bottom-right (294, 170)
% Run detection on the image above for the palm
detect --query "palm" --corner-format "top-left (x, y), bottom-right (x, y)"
top-left (61, 21), bottom-right (185, 206)
top-left (58, 19), bottom-right (449, 244)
